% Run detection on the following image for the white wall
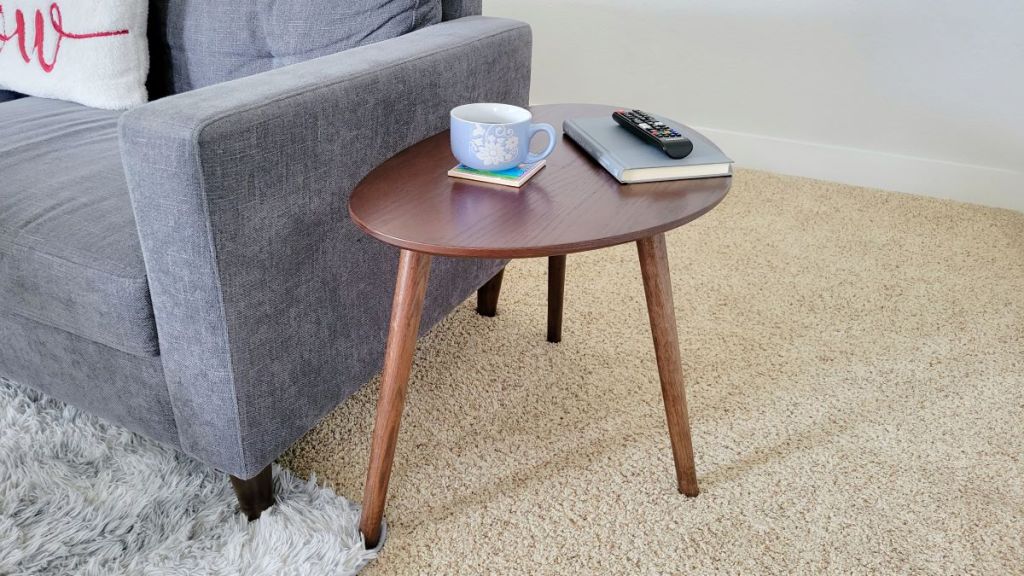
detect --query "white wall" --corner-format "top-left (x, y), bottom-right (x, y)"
top-left (485, 0), bottom-right (1024, 211)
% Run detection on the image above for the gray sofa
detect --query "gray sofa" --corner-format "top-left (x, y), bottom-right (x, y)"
top-left (0, 0), bottom-right (530, 518)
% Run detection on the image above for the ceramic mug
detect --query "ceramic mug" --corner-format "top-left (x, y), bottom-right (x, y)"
top-left (450, 103), bottom-right (557, 171)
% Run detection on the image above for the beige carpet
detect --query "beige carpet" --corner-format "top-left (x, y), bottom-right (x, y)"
top-left (282, 169), bottom-right (1024, 574)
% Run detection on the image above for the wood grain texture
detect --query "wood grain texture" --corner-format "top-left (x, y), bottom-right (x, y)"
top-left (349, 104), bottom-right (731, 258)
top-left (547, 255), bottom-right (566, 343)
top-left (229, 465), bottom-right (275, 521)
top-left (350, 105), bottom-right (720, 537)
top-left (359, 250), bottom-right (432, 548)
top-left (476, 268), bottom-right (505, 317)
top-left (637, 234), bottom-right (700, 497)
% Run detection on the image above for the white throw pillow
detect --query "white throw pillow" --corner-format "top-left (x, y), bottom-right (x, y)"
top-left (0, 0), bottom-right (148, 109)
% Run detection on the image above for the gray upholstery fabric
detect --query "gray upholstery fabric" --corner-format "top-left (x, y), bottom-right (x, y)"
top-left (148, 0), bottom-right (443, 96)
top-left (0, 98), bottom-right (159, 357)
top-left (121, 16), bottom-right (532, 478)
top-left (0, 90), bottom-right (23, 103)
top-left (442, 0), bottom-right (483, 20)
top-left (0, 310), bottom-right (175, 445)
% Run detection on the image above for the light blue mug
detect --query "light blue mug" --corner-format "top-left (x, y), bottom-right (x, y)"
top-left (450, 103), bottom-right (557, 172)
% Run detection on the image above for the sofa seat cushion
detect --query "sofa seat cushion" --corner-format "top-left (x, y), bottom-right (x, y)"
top-left (0, 97), bottom-right (158, 357)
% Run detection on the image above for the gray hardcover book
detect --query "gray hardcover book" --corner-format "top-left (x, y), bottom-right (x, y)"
top-left (563, 116), bottom-right (733, 184)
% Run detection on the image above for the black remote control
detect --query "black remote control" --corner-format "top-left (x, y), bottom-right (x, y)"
top-left (612, 109), bottom-right (694, 159)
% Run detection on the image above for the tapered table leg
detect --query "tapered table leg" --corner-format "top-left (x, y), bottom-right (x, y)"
top-left (547, 255), bottom-right (566, 343)
top-left (477, 268), bottom-right (505, 317)
top-left (359, 249), bottom-right (432, 548)
top-left (636, 234), bottom-right (699, 497)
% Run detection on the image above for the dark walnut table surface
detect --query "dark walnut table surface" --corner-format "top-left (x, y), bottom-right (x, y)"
top-left (350, 103), bottom-right (730, 258)
top-left (349, 103), bottom-right (732, 548)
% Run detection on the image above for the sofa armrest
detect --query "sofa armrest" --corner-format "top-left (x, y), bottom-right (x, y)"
top-left (119, 16), bottom-right (531, 478)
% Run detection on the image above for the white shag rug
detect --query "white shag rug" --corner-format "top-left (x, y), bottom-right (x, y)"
top-left (0, 378), bottom-right (380, 575)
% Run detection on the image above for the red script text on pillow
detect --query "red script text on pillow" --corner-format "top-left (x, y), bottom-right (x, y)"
top-left (0, 2), bottom-right (129, 73)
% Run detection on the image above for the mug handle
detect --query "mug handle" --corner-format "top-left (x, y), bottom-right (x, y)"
top-left (525, 123), bottom-right (558, 164)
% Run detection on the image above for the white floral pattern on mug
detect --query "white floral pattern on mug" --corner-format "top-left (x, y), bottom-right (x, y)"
top-left (470, 124), bottom-right (521, 167)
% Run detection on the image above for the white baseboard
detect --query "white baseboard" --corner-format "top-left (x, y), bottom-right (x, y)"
top-left (696, 127), bottom-right (1023, 213)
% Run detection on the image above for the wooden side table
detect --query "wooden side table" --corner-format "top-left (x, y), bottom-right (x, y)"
top-left (349, 104), bottom-right (731, 547)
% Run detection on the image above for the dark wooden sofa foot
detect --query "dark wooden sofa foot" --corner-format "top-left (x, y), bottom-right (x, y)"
top-left (230, 464), bottom-right (276, 521)
top-left (477, 268), bottom-right (505, 317)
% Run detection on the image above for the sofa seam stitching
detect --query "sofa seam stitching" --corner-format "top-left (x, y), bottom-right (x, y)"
top-left (184, 119), bottom-right (251, 477)
top-left (0, 229), bottom-right (149, 282)
top-left (2, 306), bottom-right (160, 356)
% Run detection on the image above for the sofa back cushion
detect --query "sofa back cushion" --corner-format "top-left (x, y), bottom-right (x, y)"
top-left (148, 0), bottom-right (442, 97)
top-left (442, 0), bottom-right (482, 20)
